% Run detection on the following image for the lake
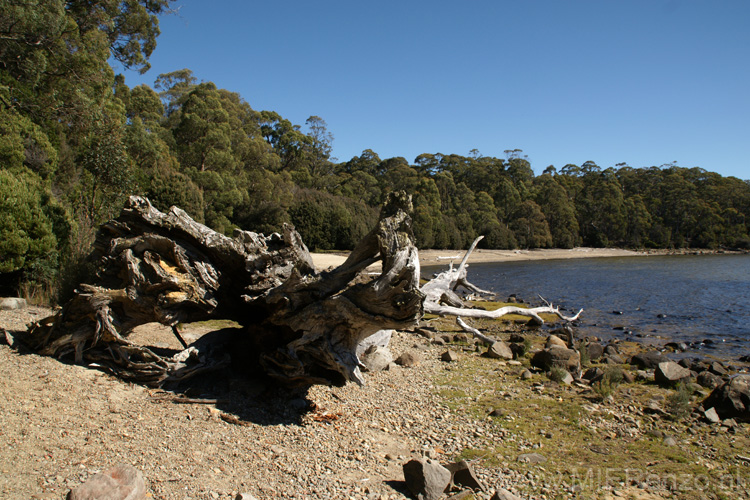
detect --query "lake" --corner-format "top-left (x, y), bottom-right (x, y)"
top-left (426, 254), bottom-right (750, 360)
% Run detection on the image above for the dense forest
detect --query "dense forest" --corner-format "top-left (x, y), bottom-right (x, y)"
top-left (2, 1), bottom-right (750, 300)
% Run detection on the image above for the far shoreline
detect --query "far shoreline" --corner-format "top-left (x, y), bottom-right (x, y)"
top-left (310, 246), bottom-right (747, 271)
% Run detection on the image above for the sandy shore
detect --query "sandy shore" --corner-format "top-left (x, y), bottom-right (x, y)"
top-left (310, 247), bottom-right (648, 271)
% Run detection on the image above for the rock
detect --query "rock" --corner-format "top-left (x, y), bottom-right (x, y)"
top-left (621, 370), bottom-right (635, 383)
top-left (654, 361), bottom-right (691, 387)
top-left (489, 408), bottom-right (505, 418)
top-left (509, 342), bottom-right (526, 358)
top-left (235, 494), bottom-right (259, 500)
top-left (584, 342), bottom-right (604, 361)
top-left (702, 375), bottom-right (750, 421)
top-left (0, 297), bottom-right (27, 311)
top-left (582, 367), bottom-right (604, 381)
top-left (697, 371), bottom-right (723, 389)
top-left (631, 351), bottom-right (666, 369)
top-left (395, 351), bottom-right (420, 367)
top-left (491, 489), bottom-right (524, 500)
top-left (360, 345), bottom-right (393, 372)
top-left (665, 341), bottom-right (688, 351)
top-left (545, 334), bottom-right (568, 349)
top-left (704, 407), bottom-right (721, 424)
top-left (558, 371), bottom-right (574, 385)
top-left (603, 354), bottom-right (625, 365)
top-left (441, 350), bottom-right (459, 363)
top-left (531, 346), bottom-right (580, 373)
top-left (521, 369), bottom-right (533, 380)
top-left (444, 460), bottom-right (486, 492)
top-left (517, 452), bottom-right (547, 464)
top-left (709, 361), bottom-right (729, 376)
top-left (663, 436), bottom-right (678, 446)
top-left (67, 464), bottom-right (145, 500)
top-left (403, 458), bottom-right (451, 500)
top-left (486, 341), bottom-right (513, 360)
top-left (603, 344), bottom-right (620, 356)
top-left (355, 329), bottom-right (393, 357)
top-left (508, 333), bottom-right (525, 343)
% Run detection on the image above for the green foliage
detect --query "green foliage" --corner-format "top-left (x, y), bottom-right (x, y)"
top-left (592, 368), bottom-right (625, 400)
top-left (666, 383), bottom-right (692, 421)
top-left (548, 367), bottom-right (568, 384)
top-left (0, 169), bottom-right (62, 295)
top-left (2, 0), bottom-right (750, 300)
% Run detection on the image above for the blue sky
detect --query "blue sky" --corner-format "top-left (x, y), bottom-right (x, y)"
top-left (120, 0), bottom-right (750, 180)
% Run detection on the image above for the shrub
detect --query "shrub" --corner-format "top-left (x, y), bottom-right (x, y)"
top-left (666, 383), bottom-right (691, 421)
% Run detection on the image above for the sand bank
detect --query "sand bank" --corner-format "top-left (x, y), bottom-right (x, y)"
top-left (310, 247), bottom-right (649, 272)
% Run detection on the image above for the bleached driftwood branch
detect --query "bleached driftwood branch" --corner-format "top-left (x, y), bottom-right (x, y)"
top-left (421, 236), bottom-right (583, 331)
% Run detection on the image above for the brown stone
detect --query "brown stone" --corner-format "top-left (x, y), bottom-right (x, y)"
top-left (67, 464), bottom-right (145, 500)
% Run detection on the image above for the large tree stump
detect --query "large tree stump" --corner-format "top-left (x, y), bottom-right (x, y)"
top-left (21, 193), bottom-right (422, 387)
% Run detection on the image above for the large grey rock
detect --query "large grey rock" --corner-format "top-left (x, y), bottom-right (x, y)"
top-left (444, 460), bottom-right (486, 492)
top-left (702, 375), bottom-right (750, 422)
top-left (403, 458), bottom-right (451, 500)
top-left (531, 346), bottom-right (580, 373)
top-left (703, 407), bottom-right (721, 424)
top-left (486, 341), bottom-right (513, 360)
top-left (395, 351), bottom-right (420, 367)
top-left (356, 329), bottom-right (393, 358)
top-left (697, 371), bottom-right (723, 390)
top-left (654, 361), bottom-right (691, 387)
top-left (67, 464), bottom-right (145, 500)
top-left (545, 334), bottom-right (567, 348)
top-left (584, 342), bottom-right (604, 361)
top-left (491, 489), bottom-right (524, 500)
top-left (0, 297), bottom-right (27, 311)
top-left (360, 345), bottom-right (393, 372)
top-left (631, 351), bottom-right (666, 369)
top-left (441, 350), bottom-right (459, 363)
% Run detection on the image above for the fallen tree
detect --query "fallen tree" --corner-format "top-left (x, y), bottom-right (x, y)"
top-left (18, 194), bottom-right (580, 388)
top-left (20, 193), bottom-right (422, 387)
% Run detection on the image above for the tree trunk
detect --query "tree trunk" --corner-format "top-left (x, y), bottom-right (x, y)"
top-left (21, 193), bottom-right (423, 387)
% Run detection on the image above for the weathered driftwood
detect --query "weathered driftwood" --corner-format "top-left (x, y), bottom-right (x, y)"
top-left (22, 193), bottom-right (422, 387)
top-left (421, 236), bottom-right (582, 341)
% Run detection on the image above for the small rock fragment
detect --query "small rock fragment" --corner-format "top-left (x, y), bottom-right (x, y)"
top-left (67, 464), bottom-right (145, 500)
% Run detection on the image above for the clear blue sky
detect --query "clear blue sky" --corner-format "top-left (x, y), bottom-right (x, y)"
top-left (119, 0), bottom-right (750, 180)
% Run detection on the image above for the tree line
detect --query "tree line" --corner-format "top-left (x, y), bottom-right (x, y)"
top-left (2, 1), bottom-right (749, 299)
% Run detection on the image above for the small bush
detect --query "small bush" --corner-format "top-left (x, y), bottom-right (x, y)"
top-left (666, 383), bottom-right (691, 421)
top-left (592, 368), bottom-right (624, 400)
top-left (548, 367), bottom-right (568, 383)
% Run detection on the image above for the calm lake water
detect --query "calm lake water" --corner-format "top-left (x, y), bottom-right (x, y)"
top-left (426, 254), bottom-right (750, 360)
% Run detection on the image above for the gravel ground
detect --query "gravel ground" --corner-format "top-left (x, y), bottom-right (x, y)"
top-left (0, 306), bottom-right (544, 500)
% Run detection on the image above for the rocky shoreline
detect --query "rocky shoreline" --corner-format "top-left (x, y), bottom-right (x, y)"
top-left (1, 300), bottom-right (749, 499)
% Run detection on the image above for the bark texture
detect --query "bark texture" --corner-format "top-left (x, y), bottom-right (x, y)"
top-left (22, 193), bottom-right (422, 387)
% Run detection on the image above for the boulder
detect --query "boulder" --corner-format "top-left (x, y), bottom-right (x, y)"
top-left (0, 297), bottom-right (27, 311)
top-left (491, 489), bottom-right (524, 500)
top-left (441, 350), bottom-right (459, 363)
top-left (703, 407), bottom-right (721, 424)
top-left (631, 351), bottom-right (666, 369)
top-left (395, 351), bottom-right (420, 368)
top-left (486, 341), bottom-right (513, 360)
top-left (545, 334), bottom-right (568, 349)
top-left (531, 346), bottom-right (580, 373)
top-left (403, 458), bottom-right (451, 500)
top-left (603, 354), bottom-right (625, 365)
top-left (67, 464), bottom-right (145, 500)
top-left (355, 329), bottom-right (393, 357)
top-left (508, 333), bottom-right (526, 343)
top-left (702, 375), bottom-right (750, 421)
top-left (709, 361), bottom-right (729, 376)
top-left (444, 460), bottom-right (486, 492)
top-left (696, 371), bottom-right (723, 390)
top-left (584, 342), bottom-right (604, 361)
top-left (654, 361), bottom-right (691, 387)
top-left (360, 345), bottom-right (393, 372)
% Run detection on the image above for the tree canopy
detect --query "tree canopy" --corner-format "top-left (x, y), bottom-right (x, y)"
top-left (2, 2), bottom-right (749, 299)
